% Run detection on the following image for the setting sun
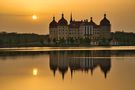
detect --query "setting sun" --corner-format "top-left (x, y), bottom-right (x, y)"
top-left (32, 15), bottom-right (38, 20)
top-left (33, 68), bottom-right (38, 76)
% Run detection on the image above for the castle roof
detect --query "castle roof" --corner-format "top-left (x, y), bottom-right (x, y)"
top-left (89, 17), bottom-right (98, 28)
top-left (100, 14), bottom-right (111, 26)
top-left (58, 13), bottom-right (68, 26)
top-left (69, 21), bottom-right (83, 28)
top-left (49, 14), bottom-right (111, 28)
top-left (49, 17), bottom-right (58, 28)
top-left (83, 17), bottom-right (99, 28)
top-left (69, 18), bottom-right (99, 28)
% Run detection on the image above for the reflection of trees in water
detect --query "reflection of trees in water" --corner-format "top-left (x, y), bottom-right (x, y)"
top-left (49, 51), bottom-right (112, 79)
top-left (0, 51), bottom-right (48, 60)
top-left (0, 50), bottom-right (135, 57)
top-left (0, 51), bottom-right (48, 56)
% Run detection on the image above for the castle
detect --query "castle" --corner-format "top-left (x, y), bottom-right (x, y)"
top-left (49, 13), bottom-right (111, 45)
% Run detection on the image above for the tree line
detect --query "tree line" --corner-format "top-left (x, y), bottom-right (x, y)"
top-left (0, 32), bottom-right (48, 47)
top-left (0, 31), bottom-right (135, 47)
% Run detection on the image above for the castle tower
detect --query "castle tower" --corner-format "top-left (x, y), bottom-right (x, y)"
top-left (57, 13), bottom-right (69, 40)
top-left (100, 14), bottom-right (111, 41)
top-left (49, 16), bottom-right (58, 43)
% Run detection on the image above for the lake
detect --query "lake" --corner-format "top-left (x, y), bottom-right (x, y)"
top-left (0, 46), bottom-right (135, 90)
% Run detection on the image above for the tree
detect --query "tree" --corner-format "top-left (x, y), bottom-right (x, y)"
top-left (99, 38), bottom-right (110, 46)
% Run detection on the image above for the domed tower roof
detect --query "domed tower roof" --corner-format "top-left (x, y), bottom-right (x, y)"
top-left (49, 16), bottom-right (58, 28)
top-left (89, 17), bottom-right (98, 27)
top-left (100, 60), bottom-right (111, 78)
top-left (58, 13), bottom-right (68, 26)
top-left (50, 64), bottom-right (57, 77)
top-left (100, 14), bottom-right (111, 26)
top-left (59, 67), bottom-right (68, 80)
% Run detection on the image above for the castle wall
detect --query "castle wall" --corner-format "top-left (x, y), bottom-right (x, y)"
top-left (57, 26), bottom-right (69, 40)
top-left (100, 26), bottom-right (111, 40)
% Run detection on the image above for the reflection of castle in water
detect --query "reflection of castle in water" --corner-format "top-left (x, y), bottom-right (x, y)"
top-left (49, 51), bottom-right (111, 79)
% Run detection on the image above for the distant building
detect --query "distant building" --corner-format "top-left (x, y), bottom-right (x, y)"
top-left (49, 13), bottom-right (111, 45)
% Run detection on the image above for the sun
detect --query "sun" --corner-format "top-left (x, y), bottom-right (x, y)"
top-left (32, 15), bottom-right (38, 20)
top-left (33, 68), bottom-right (38, 76)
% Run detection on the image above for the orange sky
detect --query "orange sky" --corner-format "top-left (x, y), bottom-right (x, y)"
top-left (0, 0), bottom-right (135, 34)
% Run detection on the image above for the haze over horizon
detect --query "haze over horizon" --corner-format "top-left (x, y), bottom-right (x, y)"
top-left (0, 0), bottom-right (135, 34)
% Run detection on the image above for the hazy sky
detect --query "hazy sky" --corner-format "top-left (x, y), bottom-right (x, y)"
top-left (0, 0), bottom-right (135, 34)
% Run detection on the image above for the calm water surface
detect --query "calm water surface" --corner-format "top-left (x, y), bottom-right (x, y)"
top-left (0, 47), bottom-right (135, 90)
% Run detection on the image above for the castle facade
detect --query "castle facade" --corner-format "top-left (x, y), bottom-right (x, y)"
top-left (49, 13), bottom-right (111, 45)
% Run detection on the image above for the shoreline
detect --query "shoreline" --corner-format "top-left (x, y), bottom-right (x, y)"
top-left (0, 46), bottom-right (135, 52)
top-left (0, 44), bottom-right (134, 48)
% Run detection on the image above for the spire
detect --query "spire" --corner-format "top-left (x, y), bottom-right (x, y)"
top-left (62, 13), bottom-right (64, 18)
top-left (70, 13), bottom-right (73, 23)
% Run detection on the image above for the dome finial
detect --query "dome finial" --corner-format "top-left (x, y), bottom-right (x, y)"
top-left (53, 16), bottom-right (55, 20)
top-left (104, 72), bottom-right (107, 79)
top-left (90, 17), bottom-right (93, 21)
top-left (104, 14), bottom-right (106, 18)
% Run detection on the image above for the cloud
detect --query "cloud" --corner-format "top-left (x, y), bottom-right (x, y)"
top-left (0, 13), bottom-right (31, 17)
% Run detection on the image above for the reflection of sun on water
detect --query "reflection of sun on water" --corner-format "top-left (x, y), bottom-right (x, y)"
top-left (33, 68), bottom-right (38, 76)
top-left (32, 15), bottom-right (38, 20)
